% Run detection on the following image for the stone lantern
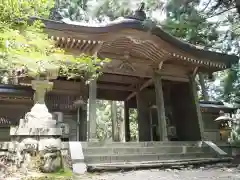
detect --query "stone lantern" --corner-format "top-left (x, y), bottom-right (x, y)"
top-left (215, 110), bottom-right (233, 141)
top-left (9, 65), bottom-right (63, 173)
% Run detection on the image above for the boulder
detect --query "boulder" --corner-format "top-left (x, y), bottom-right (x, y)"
top-left (40, 151), bottom-right (63, 173)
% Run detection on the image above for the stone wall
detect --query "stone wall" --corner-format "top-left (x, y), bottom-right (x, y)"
top-left (0, 142), bottom-right (72, 172)
top-left (202, 112), bottom-right (221, 141)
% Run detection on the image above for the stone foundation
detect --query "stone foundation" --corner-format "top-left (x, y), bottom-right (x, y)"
top-left (0, 80), bottom-right (65, 173)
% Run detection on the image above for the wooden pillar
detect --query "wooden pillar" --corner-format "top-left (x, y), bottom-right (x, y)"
top-left (77, 108), bottom-right (80, 141)
top-left (88, 79), bottom-right (97, 141)
top-left (189, 75), bottom-right (205, 140)
top-left (76, 81), bottom-right (88, 141)
top-left (153, 73), bottom-right (168, 141)
top-left (124, 101), bottom-right (131, 142)
top-left (136, 91), bottom-right (151, 141)
top-left (79, 106), bottom-right (87, 141)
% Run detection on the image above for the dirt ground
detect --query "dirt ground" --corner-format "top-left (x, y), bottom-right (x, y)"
top-left (2, 164), bottom-right (240, 180)
top-left (78, 165), bottom-right (240, 180)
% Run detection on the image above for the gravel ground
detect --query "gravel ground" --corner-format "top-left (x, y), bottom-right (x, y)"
top-left (78, 166), bottom-right (240, 180)
top-left (2, 164), bottom-right (240, 180)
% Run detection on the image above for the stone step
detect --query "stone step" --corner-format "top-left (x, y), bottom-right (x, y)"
top-left (83, 146), bottom-right (210, 155)
top-left (81, 141), bottom-right (204, 148)
top-left (84, 152), bottom-right (217, 164)
top-left (87, 157), bottom-right (233, 171)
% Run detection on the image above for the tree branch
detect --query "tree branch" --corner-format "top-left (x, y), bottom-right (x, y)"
top-left (200, 0), bottom-right (212, 13)
top-left (207, 7), bottom-right (235, 19)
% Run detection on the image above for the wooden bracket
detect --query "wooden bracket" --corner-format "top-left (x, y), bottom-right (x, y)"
top-left (158, 61), bottom-right (164, 70)
top-left (125, 78), bottom-right (153, 101)
top-left (193, 67), bottom-right (199, 77)
top-left (93, 41), bottom-right (103, 57)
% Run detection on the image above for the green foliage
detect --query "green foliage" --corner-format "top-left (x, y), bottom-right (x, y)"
top-left (23, 167), bottom-right (72, 180)
top-left (129, 108), bottom-right (138, 141)
top-left (0, 0), bottom-right (53, 22)
top-left (95, 100), bottom-right (138, 141)
top-left (0, 0), bottom-right (107, 83)
top-left (57, 0), bottom-right (89, 21)
top-left (163, 0), bottom-right (219, 47)
top-left (96, 100), bottom-right (112, 141)
top-left (47, 168), bottom-right (73, 178)
top-left (92, 0), bottom-right (132, 21)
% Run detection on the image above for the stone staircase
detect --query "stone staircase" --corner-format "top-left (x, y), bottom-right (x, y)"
top-left (78, 141), bottom-right (231, 170)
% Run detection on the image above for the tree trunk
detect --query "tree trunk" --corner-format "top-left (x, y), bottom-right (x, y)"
top-left (198, 73), bottom-right (209, 101)
top-left (236, 0), bottom-right (240, 14)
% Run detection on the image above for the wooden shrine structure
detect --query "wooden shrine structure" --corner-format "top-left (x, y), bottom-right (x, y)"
top-left (0, 7), bottom-right (238, 142)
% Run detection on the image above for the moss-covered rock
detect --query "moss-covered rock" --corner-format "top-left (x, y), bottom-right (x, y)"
top-left (23, 168), bottom-right (73, 180)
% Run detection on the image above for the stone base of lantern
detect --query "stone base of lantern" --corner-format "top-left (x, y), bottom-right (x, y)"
top-left (7, 80), bottom-right (63, 173)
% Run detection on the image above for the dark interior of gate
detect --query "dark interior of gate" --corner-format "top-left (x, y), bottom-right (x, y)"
top-left (98, 76), bottom-right (203, 142)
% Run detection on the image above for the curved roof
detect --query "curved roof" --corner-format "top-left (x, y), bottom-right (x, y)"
top-left (36, 16), bottom-right (238, 67)
top-left (30, 12), bottom-right (239, 75)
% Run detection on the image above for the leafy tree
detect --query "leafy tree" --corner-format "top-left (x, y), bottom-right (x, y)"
top-left (92, 0), bottom-right (132, 21)
top-left (161, 0), bottom-right (221, 100)
top-left (96, 100), bottom-right (112, 141)
top-left (163, 1), bottom-right (219, 45)
top-left (96, 100), bottom-right (131, 142)
top-left (213, 32), bottom-right (240, 104)
top-left (0, 0), bottom-right (106, 84)
top-left (129, 108), bottom-right (138, 141)
top-left (212, 0), bottom-right (240, 16)
top-left (54, 0), bottom-right (90, 21)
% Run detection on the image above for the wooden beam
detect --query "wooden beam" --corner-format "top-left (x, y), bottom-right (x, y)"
top-left (99, 52), bottom-right (154, 65)
top-left (0, 103), bottom-right (31, 109)
top-left (125, 79), bottom-right (153, 101)
top-left (19, 79), bottom-right (86, 94)
top-left (102, 69), bottom-right (152, 78)
top-left (103, 63), bottom-right (192, 78)
top-left (159, 75), bottom-right (189, 82)
top-left (97, 84), bottom-right (135, 92)
top-left (51, 89), bottom-right (81, 95)
top-left (97, 89), bottom-right (129, 101)
top-left (98, 74), bottom-right (141, 84)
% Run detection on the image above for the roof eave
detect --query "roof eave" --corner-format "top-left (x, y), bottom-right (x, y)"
top-left (30, 17), bottom-right (239, 69)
